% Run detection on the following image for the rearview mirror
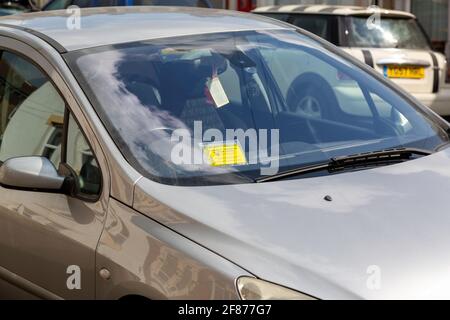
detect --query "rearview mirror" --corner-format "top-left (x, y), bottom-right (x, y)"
top-left (0, 156), bottom-right (65, 191)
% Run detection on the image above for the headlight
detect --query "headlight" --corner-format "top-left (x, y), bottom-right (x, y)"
top-left (236, 277), bottom-right (317, 300)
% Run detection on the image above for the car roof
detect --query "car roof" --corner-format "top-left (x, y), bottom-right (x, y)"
top-left (253, 4), bottom-right (415, 18)
top-left (0, 6), bottom-right (292, 52)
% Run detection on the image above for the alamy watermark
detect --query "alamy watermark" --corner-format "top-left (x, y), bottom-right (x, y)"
top-left (66, 5), bottom-right (81, 30)
top-left (366, 265), bottom-right (381, 290)
top-left (66, 264), bottom-right (81, 290)
top-left (366, 5), bottom-right (382, 30)
top-left (170, 121), bottom-right (280, 176)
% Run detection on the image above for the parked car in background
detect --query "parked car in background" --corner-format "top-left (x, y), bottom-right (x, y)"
top-left (253, 4), bottom-right (450, 116)
top-left (41, 0), bottom-right (212, 10)
top-left (0, 0), bottom-right (37, 15)
top-left (1, 7), bottom-right (450, 300)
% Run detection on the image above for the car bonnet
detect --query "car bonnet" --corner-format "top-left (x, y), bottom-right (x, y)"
top-left (133, 146), bottom-right (450, 299)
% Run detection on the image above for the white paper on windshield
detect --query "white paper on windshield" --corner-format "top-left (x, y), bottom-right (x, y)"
top-left (207, 76), bottom-right (229, 108)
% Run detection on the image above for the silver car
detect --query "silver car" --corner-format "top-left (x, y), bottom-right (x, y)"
top-left (0, 7), bottom-right (450, 300)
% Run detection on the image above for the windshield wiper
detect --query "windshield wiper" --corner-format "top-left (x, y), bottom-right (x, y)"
top-left (256, 147), bottom-right (432, 183)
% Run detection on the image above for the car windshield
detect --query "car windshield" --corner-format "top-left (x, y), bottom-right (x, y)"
top-left (66, 30), bottom-right (448, 186)
top-left (347, 16), bottom-right (430, 49)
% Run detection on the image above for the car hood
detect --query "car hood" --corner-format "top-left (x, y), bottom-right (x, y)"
top-left (134, 147), bottom-right (450, 299)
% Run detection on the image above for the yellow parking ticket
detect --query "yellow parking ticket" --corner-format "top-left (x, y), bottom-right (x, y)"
top-left (203, 141), bottom-right (247, 167)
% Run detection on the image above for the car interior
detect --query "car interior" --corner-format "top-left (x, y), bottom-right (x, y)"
top-left (116, 47), bottom-right (409, 154)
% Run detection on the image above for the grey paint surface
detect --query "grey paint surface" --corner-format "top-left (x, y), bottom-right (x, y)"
top-left (96, 198), bottom-right (246, 299)
top-left (0, 7), bottom-right (449, 299)
top-left (0, 7), bottom-right (290, 51)
top-left (134, 147), bottom-right (450, 299)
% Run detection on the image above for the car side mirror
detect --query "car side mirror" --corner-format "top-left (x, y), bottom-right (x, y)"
top-left (0, 156), bottom-right (66, 191)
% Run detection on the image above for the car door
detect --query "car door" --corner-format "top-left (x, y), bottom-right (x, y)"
top-left (0, 44), bottom-right (109, 299)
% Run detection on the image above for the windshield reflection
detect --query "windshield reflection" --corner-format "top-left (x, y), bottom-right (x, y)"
top-left (66, 30), bottom-right (447, 185)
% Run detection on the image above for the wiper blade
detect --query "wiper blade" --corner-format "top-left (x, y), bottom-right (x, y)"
top-left (256, 147), bottom-right (431, 183)
top-left (329, 147), bottom-right (431, 170)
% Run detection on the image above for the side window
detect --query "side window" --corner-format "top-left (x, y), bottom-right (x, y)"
top-left (334, 77), bottom-right (373, 117)
top-left (370, 92), bottom-right (413, 134)
top-left (0, 50), bottom-right (101, 197)
top-left (259, 45), bottom-right (340, 114)
top-left (290, 15), bottom-right (339, 45)
top-left (0, 51), bottom-right (65, 168)
top-left (66, 113), bottom-right (101, 196)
